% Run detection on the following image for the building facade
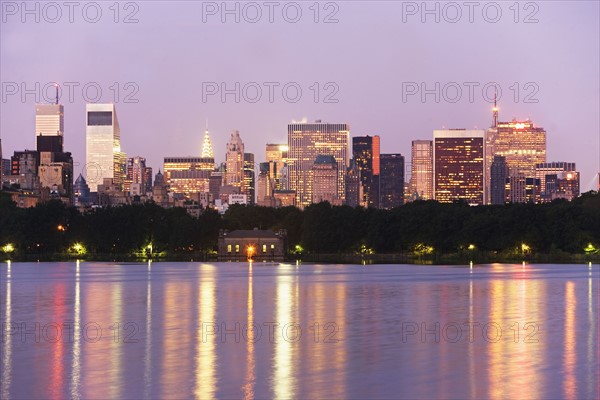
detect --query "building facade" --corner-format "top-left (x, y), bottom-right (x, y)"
top-left (353, 135), bottom-right (380, 208)
top-left (312, 155), bottom-right (339, 205)
top-left (379, 153), bottom-right (404, 209)
top-left (433, 130), bottom-right (485, 205)
top-left (410, 140), bottom-right (433, 200)
top-left (86, 104), bottom-right (124, 192)
top-left (490, 155), bottom-right (508, 205)
top-left (225, 131), bottom-right (245, 188)
top-left (287, 121), bottom-right (349, 208)
top-left (218, 229), bottom-right (287, 261)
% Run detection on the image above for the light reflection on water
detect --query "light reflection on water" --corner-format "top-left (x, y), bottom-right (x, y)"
top-left (0, 262), bottom-right (598, 399)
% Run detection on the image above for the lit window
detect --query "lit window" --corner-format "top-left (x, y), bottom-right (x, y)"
top-left (235, 244), bottom-right (240, 253)
top-left (263, 244), bottom-right (267, 253)
top-left (271, 244), bottom-right (275, 250)
top-left (227, 244), bottom-right (232, 253)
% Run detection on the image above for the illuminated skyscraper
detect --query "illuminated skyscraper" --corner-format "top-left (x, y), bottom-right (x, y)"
top-left (85, 104), bottom-right (124, 192)
top-left (379, 153), bottom-right (404, 208)
top-left (490, 119), bottom-right (546, 177)
top-left (243, 153), bottom-right (255, 204)
top-left (202, 126), bottom-right (213, 158)
top-left (410, 140), bottom-right (433, 200)
top-left (163, 157), bottom-right (212, 196)
top-left (125, 156), bottom-right (147, 195)
top-left (225, 131), bottom-right (245, 189)
top-left (352, 135), bottom-right (380, 208)
top-left (36, 104), bottom-right (64, 152)
top-left (288, 121), bottom-right (350, 208)
top-left (266, 143), bottom-right (288, 189)
top-left (433, 130), bottom-right (485, 205)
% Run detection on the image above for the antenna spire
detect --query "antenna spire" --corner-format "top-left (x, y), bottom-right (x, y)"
top-left (492, 88), bottom-right (498, 128)
top-left (55, 83), bottom-right (59, 105)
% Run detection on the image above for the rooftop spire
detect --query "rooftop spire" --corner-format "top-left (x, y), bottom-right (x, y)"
top-left (492, 88), bottom-right (498, 128)
top-left (202, 122), bottom-right (213, 158)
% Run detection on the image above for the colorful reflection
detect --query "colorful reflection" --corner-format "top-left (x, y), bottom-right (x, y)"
top-left (195, 265), bottom-right (218, 399)
top-left (1, 261), bottom-right (11, 399)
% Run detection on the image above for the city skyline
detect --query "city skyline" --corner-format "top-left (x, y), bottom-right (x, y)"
top-left (1, 2), bottom-right (598, 191)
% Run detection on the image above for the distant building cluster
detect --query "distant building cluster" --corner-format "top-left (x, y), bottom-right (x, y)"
top-left (1, 99), bottom-right (593, 213)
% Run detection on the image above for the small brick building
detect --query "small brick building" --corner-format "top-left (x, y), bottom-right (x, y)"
top-left (218, 228), bottom-right (287, 261)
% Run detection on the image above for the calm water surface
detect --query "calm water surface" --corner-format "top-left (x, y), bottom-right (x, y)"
top-left (0, 262), bottom-right (598, 399)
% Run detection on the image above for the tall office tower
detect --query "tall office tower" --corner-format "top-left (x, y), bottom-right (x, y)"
top-left (35, 103), bottom-right (64, 152)
top-left (243, 153), bottom-right (255, 204)
top-left (379, 153), bottom-right (404, 209)
top-left (484, 98), bottom-right (500, 204)
top-left (410, 140), bottom-right (433, 200)
top-left (345, 159), bottom-right (360, 207)
top-left (163, 157), bottom-right (212, 196)
top-left (125, 156), bottom-right (147, 195)
top-left (312, 155), bottom-right (339, 204)
top-left (257, 162), bottom-right (273, 206)
top-left (144, 167), bottom-right (153, 194)
top-left (534, 162), bottom-right (577, 196)
top-left (352, 135), bottom-right (380, 208)
top-left (86, 104), bottom-right (123, 192)
top-left (288, 121), bottom-right (350, 208)
top-left (490, 155), bottom-right (508, 205)
top-left (225, 131), bottom-right (245, 188)
top-left (433, 130), bottom-right (485, 205)
top-left (491, 119), bottom-right (546, 177)
top-left (266, 143), bottom-right (288, 186)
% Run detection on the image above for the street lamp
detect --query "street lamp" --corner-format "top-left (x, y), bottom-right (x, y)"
top-left (246, 245), bottom-right (255, 261)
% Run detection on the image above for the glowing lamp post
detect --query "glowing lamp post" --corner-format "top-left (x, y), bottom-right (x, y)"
top-left (246, 245), bottom-right (255, 262)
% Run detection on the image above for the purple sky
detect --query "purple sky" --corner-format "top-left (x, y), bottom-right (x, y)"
top-left (1, 1), bottom-right (599, 190)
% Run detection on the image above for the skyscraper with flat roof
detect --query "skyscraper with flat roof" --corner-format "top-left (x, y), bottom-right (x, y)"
top-left (491, 119), bottom-right (546, 177)
top-left (287, 121), bottom-right (350, 208)
top-left (410, 140), bottom-right (433, 200)
top-left (86, 104), bottom-right (124, 192)
top-left (433, 129), bottom-right (485, 205)
top-left (35, 104), bottom-right (64, 152)
top-left (490, 155), bottom-right (508, 205)
top-left (379, 153), bottom-right (404, 208)
top-left (353, 135), bottom-right (380, 208)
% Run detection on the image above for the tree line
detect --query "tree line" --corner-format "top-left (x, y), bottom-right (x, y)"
top-left (0, 191), bottom-right (598, 259)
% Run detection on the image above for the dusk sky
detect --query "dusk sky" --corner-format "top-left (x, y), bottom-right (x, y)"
top-left (1, 1), bottom-right (598, 189)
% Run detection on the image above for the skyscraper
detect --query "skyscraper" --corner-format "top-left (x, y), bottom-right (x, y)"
top-left (410, 140), bottom-right (433, 200)
top-left (379, 153), bottom-right (404, 209)
top-left (125, 156), bottom-right (147, 196)
top-left (345, 159), bottom-right (360, 207)
top-left (490, 155), bottom-right (508, 205)
top-left (225, 131), bottom-right (245, 189)
top-left (491, 119), bottom-right (546, 177)
top-left (86, 104), bottom-right (124, 192)
top-left (288, 121), bottom-right (350, 208)
top-left (352, 135), bottom-right (380, 208)
top-left (433, 129), bottom-right (485, 205)
top-left (243, 153), bottom-right (255, 204)
top-left (312, 155), bottom-right (339, 205)
top-left (266, 143), bottom-right (288, 190)
top-left (163, 157), bottom-right (212, 195)
top-left (35, 104), bottom-right (64, 152)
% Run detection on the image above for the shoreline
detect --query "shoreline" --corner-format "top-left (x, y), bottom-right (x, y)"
top-left (4, 252), bottom-right (598, 265)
